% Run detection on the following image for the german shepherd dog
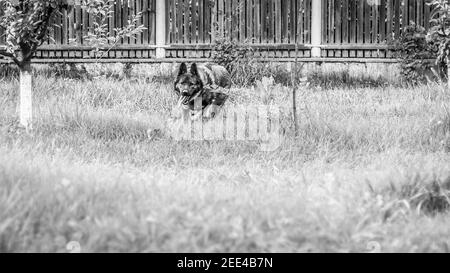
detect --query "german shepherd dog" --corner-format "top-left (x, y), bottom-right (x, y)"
top-left (174, 62), bottom-right (231, 119)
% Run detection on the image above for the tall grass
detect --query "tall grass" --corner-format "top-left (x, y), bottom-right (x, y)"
top-left (0, 71), bottom-right (450, 252)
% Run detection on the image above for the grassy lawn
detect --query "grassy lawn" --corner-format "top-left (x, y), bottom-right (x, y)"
top-left (1, 73), bottom-right (450, 252)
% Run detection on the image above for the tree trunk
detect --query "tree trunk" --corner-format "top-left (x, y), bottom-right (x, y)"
top-left (19, 62), bottom-right (33, 131)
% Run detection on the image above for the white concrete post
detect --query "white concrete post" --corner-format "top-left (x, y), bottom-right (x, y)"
top-left (311, 0), bottom-right (322, 57)
top-left (155, 0), bottom-right (166, 58)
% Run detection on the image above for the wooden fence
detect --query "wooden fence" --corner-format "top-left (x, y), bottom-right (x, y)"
top-left (0, 0), bottom-right (433, 63)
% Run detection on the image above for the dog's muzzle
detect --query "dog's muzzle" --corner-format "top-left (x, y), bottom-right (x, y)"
top-left (177, 94), bottom-right (191, 108)
top-left (177, 90), bottom-right (203, 109)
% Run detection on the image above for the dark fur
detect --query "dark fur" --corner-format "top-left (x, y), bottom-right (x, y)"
top-left (174, 63), bottom-right (231, 112)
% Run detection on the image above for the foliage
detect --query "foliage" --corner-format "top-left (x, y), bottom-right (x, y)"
top-left (0, 0), bottom-right (144, 68)
top-left (78, 0), bottom-right (145, 59)
top-left (0, 0), bottom-right (73, 67)
top-left (391, 23), bottom-right (441, 85)
top-left (211, 33), bottom-right (254, 74)
top-left (428, 0), bottom-right (450, 66)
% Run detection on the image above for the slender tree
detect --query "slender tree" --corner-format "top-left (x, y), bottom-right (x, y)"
top-left (0, 0), bottom-right (143, 130)
top-left (0, 0), bottom-right (74, 130)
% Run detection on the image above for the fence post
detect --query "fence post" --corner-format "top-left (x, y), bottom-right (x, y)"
top-left (155, 0), bottom-right (166, 58)
top-left (311, 0), bottom-right (322, 57)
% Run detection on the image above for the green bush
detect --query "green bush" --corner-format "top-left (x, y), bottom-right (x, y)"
top-left (391, 23), bottom-right (443, 85)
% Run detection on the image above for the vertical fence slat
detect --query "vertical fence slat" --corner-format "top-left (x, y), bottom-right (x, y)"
top-left (268, 0), bottom-right (274, 43)
top-left (386, 0), bottom-right (393, 40)
top-left (409, 0), bottom-right (415, 25)
top-left (335, 0), bottom-right (341, 44)
top-left (289, 0), bottom-right (295, 43)
top-left (240, 0), bottom-right (246, 42)
top-left (342, 0), bottom-right (348, 43)
top-left (193, 0), bottom-right (199, 43)
top-left (380, 0), bottom-right (386, 42)
top-left (295, 0), bottom-right (302, 44)
top-left (357, 0), bottom-right (364, 43)
top-left (282, 0), bottom-right (289, 43)
top-left (255, 0), bottom-right (261, 43)
top-left (305, 0), bottom-right (311, 44)
top-left (329, 0), bottom-right (335, 44)
top-left (275, 0), bottom-right (282, 43)
top-left (349, 0), bottom-right (355, 44)
top-left (394, 0), bottom-right (400, 38)
top-left (403, 0), bottom-right (408, 29)
top-left (247, 0), bottom-right (253, 42)
top-left (139, 0), bottom-right (146, 45)
top-left (322, 0), bottom-right (327, 44)
top-left (371, 0), bottom-right (378, 43)
top-left (205, 0), bottom-right (211, 43)
top-left (184, 0), bottom-right (190, 43)
top-left (424, 0), bottom-right (430, 29)
top-left (261, 0), bottom-right (267, 43)
top-left (199, 0), bottom-right (204, 43)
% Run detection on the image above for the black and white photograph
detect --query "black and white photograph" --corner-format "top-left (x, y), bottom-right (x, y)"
top-left (1, 0), bottom-right (450, 257)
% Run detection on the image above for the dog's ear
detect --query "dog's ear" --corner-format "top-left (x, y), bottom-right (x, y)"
top-left (190, 63), bottom-right (199, 76)
top-left (178, 63), bottom-right (187, 76)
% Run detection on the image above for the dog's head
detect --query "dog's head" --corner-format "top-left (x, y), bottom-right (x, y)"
top-left (174, 63), bottom-right (204, 109)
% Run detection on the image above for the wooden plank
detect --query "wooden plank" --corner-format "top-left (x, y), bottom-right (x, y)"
top-left (205, 0), bottom-right (211, 43)
top-left (342, 0), bottom-right (348, 43)
top-left (140, 0), bottom-right (147, 44)
top-left (83, 2), bottom-right (89, 44)
top-left (380, 0), bottom-right (386, 42)
top-left (135, 0), bottom-right (142, 44)
top-left (62, 9), bottom-right (68, 45)
top-left (290, 0), bottom-right (296, 43)
top-left (331, 0), bottom-right (336, 44)
top-left (75, 4), bottom-right (82, 44)
top-left (150, 0), bottom-right (156, 44)
top-left (424, 0), bottom-right (430, 29)
top-left (68, 7), bottom-right (75, 44)
top-left (282, 0), bottom-right (289, 43)
top-left (54, 9), bottom-right (61, 45)
top-left (350, 0), bottom-right (356, 44)
top-left (116, 0), bottom-right (122, 44)
top-left (268, 0), bottom-right (274, 43)
top-left (247, 0), bottom-right (254, 42)
top-left (364, 0), bottom-right (371, 44)
top-left (261, 0), bottom-right (267, 43)
top-left (218, 0), bottom-right (224, 37)
top-left (304, 0), bottom-right (311, 43)
top-left (417, 0), bottom-right (423, 27)
top-left (402, 0), bottom-right (408, 28)
top-left (225, 0), bottom-right (232, 39)
top-left (275, 0), bottom-right (282, 43)
top-left (184, 0), bottom-right (190, 44)
top-left (255, 0), bottom-right (261, 43)
top-left (386, 0), bottom-right (393, 40)
top-left (322, 0), bottom-right (328, 44)
top-left (394, 0), bottom-right (400, 38)
top-left (199, 0), bottom-right (204, 43)
top-left (357, 0), bottom-right (364, 43)
top-left (177, 0), bottom-right (183, 43)
top-left (240, 0), bottom-right (246, 42)
top-left (170, 0), bottom-right (176, 43)
top-left (123, 0), bottom-right (129, 44)
top-left (192, 0), bottom-right (199, 43)
top-left (335, 0), bottom-right (342, 44)
top-left (409, 0), bottom-right (415, 25)
top-left (371, 0), bottom-right (378, 43)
